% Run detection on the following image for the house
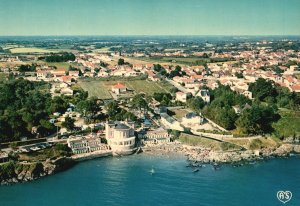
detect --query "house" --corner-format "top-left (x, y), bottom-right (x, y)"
top-left (112, 83), bottom-right (127, 94)
top-left (176, 92), bottom-right (187, 103)
top-left (51, 69), bottom-right (66, 78)
top-left (67, 136), bottom-right (108, 154)
top-left (60, 87), bottom-right (74, 96)
top-left (232, 103), bottom-right (251, 114)
top-left (61, 76), bottom-right (73, 83)
top-left (289, 85), bottom-right (300, 93)
top-left (154, 106), bottom-right (168, 114)
top-left (36, 70), bottom-right (51, 79)
top-left (181, 112), bottom-right (204, 125)
top-left (69, 70), bottom-right (79, 77)
top-left (196, 89), bottom-right (210, 103)
top-left (140, 128), bottom-right (171, 146)
top-left (160, 113), bottom-right (184, 131)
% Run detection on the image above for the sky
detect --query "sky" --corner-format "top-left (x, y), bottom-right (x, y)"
top-left (0, 0), bottom-right (299, 36)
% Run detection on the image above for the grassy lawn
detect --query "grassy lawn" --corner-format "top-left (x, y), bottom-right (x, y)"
top-left (44, 62), bottom-right (74, 70)
top-left (9, 47), bottom-right (55, 53)
top-left (169, 108), bottom-right (191, 119)
top-left (272, 110), bottom-right (300, 138)
top-left (179, 133), bottom-right (240, 151)
top-left (78, 80), bottom-right (112, 99)
top-left (78, 79), bottom-right (174, 99)
top-left (225, 137), bottom-right (280, 150)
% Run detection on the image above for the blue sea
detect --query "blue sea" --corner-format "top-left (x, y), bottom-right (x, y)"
top-left (0, 154), bottom-right (299, 206)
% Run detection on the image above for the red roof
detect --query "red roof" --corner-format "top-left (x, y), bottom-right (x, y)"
top-left (112, 83), bottom-right (126, 89)
top-left (291, 85), bottom-right (300, 91)
top-left (61, 76), bottom-right (72, 82)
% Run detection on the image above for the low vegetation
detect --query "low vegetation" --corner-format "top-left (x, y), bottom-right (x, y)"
top-left (179, 133), bottom-right (241, 151)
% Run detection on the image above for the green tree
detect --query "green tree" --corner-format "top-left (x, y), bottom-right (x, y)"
top-left (118, 58), bottom-right (125, 65)
top-left (61, 116), bottom-right (75, 131)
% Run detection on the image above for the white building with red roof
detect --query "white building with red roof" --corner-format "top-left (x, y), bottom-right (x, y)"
top-left (112, 83), bottom-right (127, 94)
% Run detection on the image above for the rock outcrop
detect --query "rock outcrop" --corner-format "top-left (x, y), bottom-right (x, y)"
top-left (0, 157), bottom-right (75, 185)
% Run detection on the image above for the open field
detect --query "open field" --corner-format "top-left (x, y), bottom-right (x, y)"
top-left (273, 109), bottom-right (300, 138)
top-left (77, 81), bottom-right (112, 99)
top-left (169, 108), bottom-right (191, 119)
top-left (225, 137), bottom-right (280, 150)
top-left (9, 47), bottom-right (56, 54)
top-left (179, 133), bottom-right (241, 151)
top-left (40, 62), bottom-right (79, 70)
top-left (128, 56), bottom-right (236, 66)
top-left (0, 61), bottom-right (31, 68)
top-left (78, 79), bottom-right (175, 99)
top-left (93, 47), bottom-right (111, 53)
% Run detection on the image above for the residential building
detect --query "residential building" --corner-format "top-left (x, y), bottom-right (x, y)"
top-left (112, 83), bottom-right (127, 94)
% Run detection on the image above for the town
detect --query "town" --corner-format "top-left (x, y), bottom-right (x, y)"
top-left (0, 36), bottom-right (300, 183)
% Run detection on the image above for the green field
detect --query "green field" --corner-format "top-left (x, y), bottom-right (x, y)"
top-left (129, 56), bottom-right (235, 66)
top-left (78, 79), bottom-right (175, 99)
top-left (93, 47), bottom-right (111, 53)
top-left (78, 81), bottom-right (112, 99)
top-left (273, 110), bottom-right (300, 138)
top-left (179, 133), bottom-right (241, 151)
top-left (9, 47), bottom-right (56, 54)
top-left (43, 62), bottom-right (76, 70)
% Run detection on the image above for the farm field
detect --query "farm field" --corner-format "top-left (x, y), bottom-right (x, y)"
top-left (9, 47), bottom-right (56, 53)
top-left (78, 79), bottom-right (175, 99)
top-left (78, 80), bottom-right (112, 99)
top-left (43, 62), bottom-right (78, 70)
top-left (128, 56), bottom-right (236, 66)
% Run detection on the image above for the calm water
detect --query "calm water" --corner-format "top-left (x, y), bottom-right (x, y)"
top-left (0, 154), bottom-right (299, 206)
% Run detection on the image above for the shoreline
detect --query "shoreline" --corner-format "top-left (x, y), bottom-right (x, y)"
top-left (141, 142), bottom-right (300, 165)
top-left (1, 142), bottom-right (300, 186)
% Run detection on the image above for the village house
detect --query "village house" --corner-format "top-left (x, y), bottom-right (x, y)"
top-left (67, 135), bottom-right (108, 154)
top-left (139, 128), bottom-right (171, 146)
top-left (196, 89), bottom-right (211, 103)
top-left (160, 113), bottom-right (184, 131)
top-left (69, 70), bottom-right (80, 77)
top-left (176, 92), bottom-right (187, 103)
top-left (60, 87), bottom-right (74, 96)
top-left (112, 83), bottom-right (127, 94)
top-left (181, 112), bottom-right (204, 126)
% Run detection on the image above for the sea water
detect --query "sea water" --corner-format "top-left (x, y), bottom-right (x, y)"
top-left (0, 154), bottom-right (299, 206)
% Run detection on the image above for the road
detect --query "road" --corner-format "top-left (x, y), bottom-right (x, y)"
top-left (165, 79), bottom-right (190, 93)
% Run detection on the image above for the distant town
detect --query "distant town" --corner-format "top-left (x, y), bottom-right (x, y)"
top-left (0, 36), bottom-right (300, 184)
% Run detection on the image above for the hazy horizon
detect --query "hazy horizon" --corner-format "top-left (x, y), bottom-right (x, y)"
top-left (0, 0), bottom-right (300, 36)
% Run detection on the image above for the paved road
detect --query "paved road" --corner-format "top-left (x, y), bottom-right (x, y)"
top-left (166, 79), bottom-right (190, 93)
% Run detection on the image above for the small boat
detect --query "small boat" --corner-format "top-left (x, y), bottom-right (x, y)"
top-left (193, 169), bottom-right (199, 173)
top-left (150, 168), bottom-right (155, 175)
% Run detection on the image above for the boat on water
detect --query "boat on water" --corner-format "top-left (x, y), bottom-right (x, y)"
top-left (150, 167), bottom-right (155, 175)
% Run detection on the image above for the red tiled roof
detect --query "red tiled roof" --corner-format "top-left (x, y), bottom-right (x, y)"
top-left (112, 83), bottom-right (126, 89)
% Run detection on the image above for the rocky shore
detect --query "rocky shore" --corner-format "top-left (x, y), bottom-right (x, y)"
top-left (0, 157), bottom-right (76, 185)
top-left (142, 142), bottom-right (300, 165)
